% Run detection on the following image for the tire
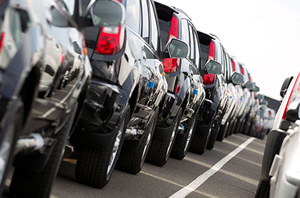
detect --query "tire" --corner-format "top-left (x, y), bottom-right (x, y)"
top-left (229, 119), bottom-right (236, 136)
top-left (75, 106), bottom-right (130, 188)
top-left (224, 119), bottom-right (233, 138)
top-left (189, 125), bottom-right (211, 155)
top-left (9, 102), bottom-right (78, 198)
top-left (146, 108), bottom-right (182, 166)
top-left (171, 114), bottom-right (197, 160)
top-left (206, 121), bottom-right (220, 150)
top-left (0, 98), bottom-right (23, 196)
top-left (255, 179), bottom-right (270, 198)
top-left (116, 108), bottom-right (159, 174)
top-left (217, 121), bottom-right (229, 142)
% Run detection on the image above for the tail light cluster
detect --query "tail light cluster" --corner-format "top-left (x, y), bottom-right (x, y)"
top-left (0, 32), bottom-right (5, 53)
top-left (240, 65), bottom-right (245, 75)
top-left (231, 59), bottom-right (236, 72)
top-left (163, 14), bottom-right (180, 73)
top-left (282, 72), bottom-right (300, 119)
top-left (208, 40), bottom-right (215, 60)
top-left (95, 0), bottom-right (124, 55)
top-left (205, 40), bottom-right (216, 84)
top-left (203, 74), bottom-right (216, 85)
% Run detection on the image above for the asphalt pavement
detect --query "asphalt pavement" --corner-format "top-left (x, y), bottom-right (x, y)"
top-left (51, 133), bottom-right (266, 198)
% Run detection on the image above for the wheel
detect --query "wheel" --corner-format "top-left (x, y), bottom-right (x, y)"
top-left (224, 119), bottom-right (233, 138)
top-left (9, 102), bottom-right (78, 198)
top-left (0, 98), bottom-right (23, 196)
top-left (228, 119), bottom-right (236, 136)
top-left (75, 106), bottom-right (130, 188)
top-left (171, 114), bottom-right (197, 160)
top-left (217, 121), bottom-right (229, 142)
top-left (206, 121), bottom-right (220, 150)
top-left (255, 179), bottom-right (270, 198)
top-left (116, 108), bottom-right (159, 174)
top-left (146, 108), bottom-right (182, 166)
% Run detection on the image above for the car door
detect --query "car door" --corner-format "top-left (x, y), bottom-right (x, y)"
top-left (22, 0), bottom-right (86, 134)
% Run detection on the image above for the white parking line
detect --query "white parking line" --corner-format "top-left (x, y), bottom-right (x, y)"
top-left (169, 137), bottom-right (256, 198)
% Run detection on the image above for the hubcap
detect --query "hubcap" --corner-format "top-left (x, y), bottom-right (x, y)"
top-left (166, 125), bottom-right (176, 159)
top-left (184, 120), bottom-right (195, 152)
top-left (107, 121), bottom-right (124, 176)
top-left (0, 123), bottom-right (14, 182)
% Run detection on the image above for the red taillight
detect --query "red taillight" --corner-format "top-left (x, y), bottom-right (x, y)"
top-left (249, 74), bottom-right (252, 82)
top-left (231, 59), bottom-right (236, 72)
top-left (80, 32), bottom-right (87, 55)
top-left (203, 74), bottom-right (216, 85)
top-left (0, 32), bottom-right (5, 53)
top-left (60, 54), bottom-right (64, 64)
top-left (175, 82), bottom-right (179, 94)
top-left (208, 40), bottom-right (215, 60)
top-left (168, 14), bottom-right (179, 40)
top-left (282, 72), bottom-right (300, 119)
top-left (240, 66), bottom-right (244, 75)
top-left (163, 58), bottom-right (179, 73)
top-left (95, 25), bottom-right (125, 55)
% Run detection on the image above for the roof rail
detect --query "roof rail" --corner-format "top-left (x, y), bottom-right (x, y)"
top-left (209, 33), bottom-right (221, 41)
top-left (171, 6), bottom-right (191, 20)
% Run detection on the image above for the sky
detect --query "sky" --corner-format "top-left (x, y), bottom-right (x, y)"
top-left (156, 0), bottom-right (300, 101)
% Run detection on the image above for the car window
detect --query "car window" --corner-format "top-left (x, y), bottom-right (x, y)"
top-left (9, 9), bottom-right (22, 48)
top-left (181, 19), bottom-right (189, 49)
top-left (141, 0), bottom-right (149, 42)
top-left (193, 29), bottom-right (200, 69)
top-left (188, 24), bottom-right (195, 63)
top-left (50, 5), bottom-right (69, 27)
top-left (148, 0), bottom-right (158, 52)
top-left (125, 0), bottom-right (141, 34)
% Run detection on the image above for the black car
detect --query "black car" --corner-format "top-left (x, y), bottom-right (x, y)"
top-left (0, 0), bottom-right (114, 197)
top-left (70, 0), bottom-right (188, 188)
top-left (189, 32), bottom-right (229, 154)
top-left (145, 2), bottom-right (206, 166)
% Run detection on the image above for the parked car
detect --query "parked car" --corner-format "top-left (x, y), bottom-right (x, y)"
top-left (255, 72), bottom-right (299, 198)
top-left (69, 0), bottom-right (189, 188)
top-left (223, 56), bottom-right (245, 137)
top-left (268, 101), bottom-right (300, 198)
top-left (247, 93), bottom-right (265, 137)
top-left (216, 52), bottom-right (244, 141)
top-left (144, 2), bottom-right (205, 166)
top-left (0, 0), bottom-right (119, 197)
top-left (232, 64), bottom-right (254, 134)
top-left (189, 31), bottom-right (243, 154)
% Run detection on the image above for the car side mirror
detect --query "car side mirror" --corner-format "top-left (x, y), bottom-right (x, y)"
top-left (280, 76), bottom-right (293, 98)
top-left (75, 0), bottom-right (125, 30)
top-left (260, 100), bottom-right (268, 106)
top-left (244, 81), bottom-right (254, 89)
top-left (165, 38), bottom-right (189, 58)
top-left (286, 101), bottom-right (300, 122)
top-left (256, 93), bottom-right (264, 100)
top-left (229, 72), bottom-right (244, 85)
top-left (204, 60), bottom-right (222, 75)
top-left (251, 85), bottom-right (260, 92)
top-left (89, 0), bottom-right (125, 27)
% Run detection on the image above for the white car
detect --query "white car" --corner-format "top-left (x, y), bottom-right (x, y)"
top-left (269, 101), bottom-right (300, 198)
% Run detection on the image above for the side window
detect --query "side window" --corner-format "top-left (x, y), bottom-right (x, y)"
top-left (50, 6), bottom-right (69, 27)
top-left (141, 0), bottom-right (149, 42)
top-left (9, 9), bottom-right (22, 48)
top-left (193, 29), bottom-right (200, 69)
top-left (188, 24), bottom-right (195, 63)
top-left (59, 0), bottom-right (75, 16)
top-left (148, 1), bottom-right (158, 52)
top-left (125, 0), bottom-right (141, 34)
top-left (181, 20), bottom-right (189, 48)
